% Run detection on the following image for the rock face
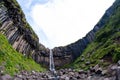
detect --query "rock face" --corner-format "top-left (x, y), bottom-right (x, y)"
top-left (0, 0), bottom-right (119, 68)
top-left (0, 0), bottom-right (49, 67)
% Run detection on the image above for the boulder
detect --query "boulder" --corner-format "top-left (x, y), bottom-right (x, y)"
top-left (17, 74), bottom-right (22, 78)
top-left (93, 64), bottom-right (99, 71)
top-left (31, 70), bottom-right (36, 75)
top-left (87, 76), bottom-right (92, 80)
top-left (101, 70), bottom-right (108, 76)
top-left (78, 70), bottom-right (85, 74)
top-left (95, 68), bottom-right (102, 75)
top-left (68, 68), bottom-right (72, 72)
top-left (69, 76), bottom-right (73, 80)
top-left (76, 75), bottom-right (81, 79)
top-left (90, 66), bottom-right (95, 73)
top-left (1, 74), bottom-right (12, 80)
top-left (118, 60), bottom-right (120, 66)
top-left (69, 72), bottom-right (74, 76)
top-left (65, 77), bottom-right (69, 80)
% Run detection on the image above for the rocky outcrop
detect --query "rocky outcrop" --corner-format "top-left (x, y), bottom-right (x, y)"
top-left (0, 0), bottom-right (50, 67)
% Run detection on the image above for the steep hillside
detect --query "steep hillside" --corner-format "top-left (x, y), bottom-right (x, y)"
top-left (0, 33), bottom-right (45, 75)
top-left (70, 0), bottom-right (120, 70)
top-left (51, 0), bottom-right (119, 67)
top-left (0, 0), bottom-right (50, 68)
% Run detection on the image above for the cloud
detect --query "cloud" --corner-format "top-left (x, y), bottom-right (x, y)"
top-left (30, 0), bottom-right (115, 48)
top-left (17, 0), bottom-right (115, 48)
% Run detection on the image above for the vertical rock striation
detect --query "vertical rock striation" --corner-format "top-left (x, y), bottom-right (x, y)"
top-left (0, 0), bottom-right (49, 67)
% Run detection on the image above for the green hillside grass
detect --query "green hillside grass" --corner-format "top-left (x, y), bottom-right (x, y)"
top-left (69, 3), bottom-right (120, 71)
top-left (0, 33), bottom-right (46, 75)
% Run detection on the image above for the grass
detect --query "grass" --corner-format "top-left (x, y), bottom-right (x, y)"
top-left (66, 1), bottom-right (120, 71)
top-left (0, 33), bottom-right (46, 76)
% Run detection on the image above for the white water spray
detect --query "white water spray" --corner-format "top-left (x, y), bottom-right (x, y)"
top-left (49, 49), bottom-right (55, 72)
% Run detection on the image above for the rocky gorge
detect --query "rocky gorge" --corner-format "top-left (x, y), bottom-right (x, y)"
top-left (0, 0), bottom-right (119, 68)
top-left (0, 0), bottom-right (120, 80)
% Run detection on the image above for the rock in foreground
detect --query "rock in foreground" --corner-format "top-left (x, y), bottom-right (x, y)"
top-left (1, 63), bottom-right (120, 80)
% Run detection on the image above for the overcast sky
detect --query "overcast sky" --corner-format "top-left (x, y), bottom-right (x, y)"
top-left (17, 0), bottom-right (115, 49)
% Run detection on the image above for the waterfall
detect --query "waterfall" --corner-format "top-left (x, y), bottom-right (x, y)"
top-left (49, 49), bottom-right (55, 72)
top-left (49, 50), bottom-right (59, 80)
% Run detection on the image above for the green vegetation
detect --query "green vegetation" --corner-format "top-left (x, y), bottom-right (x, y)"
top-left (0, 33), bottom-right (45, 75)
top-left (69, 2), bottom-right (120, 70)
top-left (4, 0), bottom-right (38, 40)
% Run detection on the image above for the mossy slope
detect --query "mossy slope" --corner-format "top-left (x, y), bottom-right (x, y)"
top-left (0, 33), bottom-right (45, 75)
top-left (70, 0), bottom-right (120, 70)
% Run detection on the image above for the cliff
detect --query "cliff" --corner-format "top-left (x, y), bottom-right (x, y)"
top-left (52, 0), bottom-right (120, 67)
top-left (0, 0), bottom-right (119, 69)
top-left (0, 0), bottom-right (49, 67)
top-left (69, 0), bottom-right (120, 70)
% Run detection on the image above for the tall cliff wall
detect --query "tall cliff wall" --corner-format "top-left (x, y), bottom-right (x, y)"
top-left (0, 0), bottom-right (50, 67)
top-left (0, 0), bottom-right (119, 68)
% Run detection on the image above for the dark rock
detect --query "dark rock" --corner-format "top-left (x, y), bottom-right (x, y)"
top-left (95, 68), bottom-right (102, 75)
top-left (76, 75), bottom-right (81, 79)
top-left (63, 71), bottom-right (66, 75)
top-left (90, 66), bottom-right (95, 73)
top-left (69, 76), bottom-right (73, 80)
top-left (41, 73), bottom-right (48, 78)
top-left (116, 66), bottom-right (120, 80)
